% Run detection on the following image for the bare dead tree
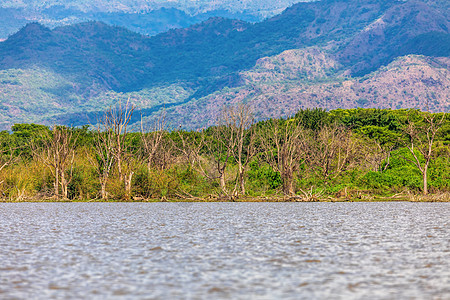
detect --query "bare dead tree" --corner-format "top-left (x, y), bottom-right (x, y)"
top-left (31, 126), bottom-right (77, 199)
top-left (90, 125), bottom-right (115, 200)
top-left (176, 129), bottom-right (205, 171)
top-left (356, 126), bottom-right (401, 173)
top-left (102, 98), bottom-right (136, 200)
top-left (221, 104), bottom-right (257, 197)
top-left (310, 124), bottom-right (358, 183)
top-left (196, 104), bottom-right (257, 199)
top-left (259, 118), bottom-right (310, 196)
top-left (364, 140), bottom-right (395, 172)
top-left (205, 123), bottom-right (236, 197)
top-left (141, 110), bottom-right (175, 171)
top-left (401, 111), bottom-right (446, 195)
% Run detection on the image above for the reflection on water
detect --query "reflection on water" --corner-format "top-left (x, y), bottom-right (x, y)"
top-left (0, 202), bottom-right (449, 299)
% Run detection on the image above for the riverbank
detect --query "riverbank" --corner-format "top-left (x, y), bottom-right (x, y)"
top-left (2, 192), bottom-right (450, 203)
top-left (1, 109), bottom-right (449, 204)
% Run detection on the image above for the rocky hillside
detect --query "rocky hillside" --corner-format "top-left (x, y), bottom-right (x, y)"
top-left (0, 0), bottom-right (448, 130)
top-left (165, 52), bottom-right (449, 129)
top-left (338, 0), bottom-right (450, 75)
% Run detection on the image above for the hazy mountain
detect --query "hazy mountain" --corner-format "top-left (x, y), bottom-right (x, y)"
top-left (0, 0), bottom-right (308, 16)
top-left (0, 0), bottom-right (448, 130)
top-left (0, 0), bottom-right (310, 39)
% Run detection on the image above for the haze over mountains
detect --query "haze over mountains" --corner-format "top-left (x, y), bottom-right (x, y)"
top-left (0, 0), bottom-right (449, 130)
top-left (0, 0), bottom-right (309, 39)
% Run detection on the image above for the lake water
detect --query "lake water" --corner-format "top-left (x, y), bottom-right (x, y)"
top-left (0, 202), bottom-right (449, 299)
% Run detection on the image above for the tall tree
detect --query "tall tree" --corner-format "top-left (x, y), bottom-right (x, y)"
top-left (141, 110), bottom-right (174, 172)
top-left (31, 126), bottom-right (77, 199)
top-left (223, 104), bottom-right (257, 197)
top-left (102, 99), bottom-right (136, 200)
top-left (310, 124), bottom-right (359, 183)
top-left (401, 111), bottom-right (446, 195)
top-left (259, 118), bottom-right (310, 196)
top-left (90, 125), bottom-right (115, 200)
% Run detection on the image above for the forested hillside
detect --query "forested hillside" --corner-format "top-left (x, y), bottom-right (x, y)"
top-left (0, 0), bottom-right (448, 130)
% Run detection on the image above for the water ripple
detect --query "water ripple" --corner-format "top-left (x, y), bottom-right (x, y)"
top-left (0, 202), bottom-right (449, 299)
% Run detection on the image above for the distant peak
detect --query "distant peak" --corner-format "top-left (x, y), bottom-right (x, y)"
top-left (7, 22), bottom-right (51, 41)
top-left (20, 22), bottom-right (50, 33)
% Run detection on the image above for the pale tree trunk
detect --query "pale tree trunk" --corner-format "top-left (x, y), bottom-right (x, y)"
top-left (220, 171), bottom-right (227, 195)
top-left (238, 169), bottom-right (245, 196)
top-left (54, 166), bottom-right (60, 198)
top-left (423, 164), bottom-right (428, 196)
top-left (124, 172), bottom-right (134, 200)
top-left (101, 181), bottom-right (108, 200)
top-left (282, 169), bottom-right (294, 196)
top-left (60, 171), bottom-right (68, 199)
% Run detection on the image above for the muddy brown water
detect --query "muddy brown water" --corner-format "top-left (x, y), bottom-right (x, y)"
top-left (0, 202), bottom-right (449, 299)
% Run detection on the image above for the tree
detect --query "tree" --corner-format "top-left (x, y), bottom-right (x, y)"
top-left (0, 132), bottom-right (17, 177)
top-left (204, 123), bottom-right (235, 197)
top-left (356, 125), bottom-right (400, 172)
top-left (259, 117), bottom-right (310, 196)
top-left (90, 125), bottom-right (115, 200)
top-left (225, 104), bottom-right (257, 197)
top-left (175, 129), bottom-right (205, 171)
top-left (310, 124), bottom-right (359, 183)
top-left (200, 104), bottom-right (257, 199)
top-left (401, 111), bottom-right (446, 195)
top-left (141, 110), bottom-right (174, 172)
top-left (31, 126), bottom-right (77, 199)
top-left (101, 99), bottom-right (136, 200)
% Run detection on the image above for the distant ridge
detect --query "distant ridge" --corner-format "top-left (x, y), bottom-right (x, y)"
top-left (0, 0), bottom-right (448, 130)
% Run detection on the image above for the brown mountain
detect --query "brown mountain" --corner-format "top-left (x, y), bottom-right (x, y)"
top-left (0, 0), bottom-right (448, 130)
top-left (163, 52), bottom-right (450, 129)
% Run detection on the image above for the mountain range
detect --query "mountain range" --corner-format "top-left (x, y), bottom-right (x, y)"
top-left (0, 0), bottom-right (308, 39)
top-left (0, 0), bottom-right (449, 130)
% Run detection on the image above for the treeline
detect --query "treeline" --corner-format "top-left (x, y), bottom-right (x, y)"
top-left (0, 105), bottom-right (449, 201)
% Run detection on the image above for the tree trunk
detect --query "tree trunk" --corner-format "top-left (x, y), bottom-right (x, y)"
top-left (239, 171), bottom-right (245, 196)
top-left (124, 172), bottom-right (134, 200)
top-left (220, 172), bottom-right (227, 195)
top-left (101, 181), bottom-right (107, 200)
top-left (423, 165), bottom-right (428, 195)
top-left (60, 171), bottom-right (69, 199)
top-left (54, 166), bottom-right (60, 198)
top-left (282, 169), bottom-right (294, 196)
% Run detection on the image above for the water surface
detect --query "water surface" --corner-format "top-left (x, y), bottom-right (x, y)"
top-left (0, 202), bottom-right (449, 299)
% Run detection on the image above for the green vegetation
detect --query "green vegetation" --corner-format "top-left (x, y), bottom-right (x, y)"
top-left (1, 107), bottom-right (449, 202)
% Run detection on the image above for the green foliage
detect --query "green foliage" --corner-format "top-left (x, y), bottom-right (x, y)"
top-left (0, 108), bottom-right (449, 201)
top-left (247, 160), bottom-right (282, 193)
top-left (295, 108), bottom-right (329, 131)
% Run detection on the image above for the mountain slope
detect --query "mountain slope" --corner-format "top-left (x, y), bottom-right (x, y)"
top-left (337, 0), bottom-right (450, 75)
top-left (0, 0), bottom-right (399, 91)
top-left (0, 0), bottom-right (449, 130)
top-left (163, 53), bottom-right (450, 129)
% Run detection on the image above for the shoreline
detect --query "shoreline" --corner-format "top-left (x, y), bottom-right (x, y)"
top-left (2, 194), bottom-right (449, 203)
